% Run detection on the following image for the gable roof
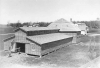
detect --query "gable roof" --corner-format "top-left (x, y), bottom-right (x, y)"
top-left (26, 33), bottom-right (73, 45)
top-left (48, 18), bottom-right (81, 31)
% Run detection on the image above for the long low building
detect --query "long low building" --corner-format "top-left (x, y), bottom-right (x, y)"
top-left (4, 27), bottom-right (73, 57)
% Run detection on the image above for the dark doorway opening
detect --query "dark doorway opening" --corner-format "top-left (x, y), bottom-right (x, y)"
top-left (16, 43), bottom-right (25, 53)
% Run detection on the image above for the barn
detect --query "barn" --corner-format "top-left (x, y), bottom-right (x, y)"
top-left (48, 18), bottom-right (81, 34)
top-left (4, 27), bottom-right (73, 57)
top-left (48, 18), bottom-right (81, 43)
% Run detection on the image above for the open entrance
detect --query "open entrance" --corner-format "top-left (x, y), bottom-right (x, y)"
top-left (16, 43), bottom-right (25, 53)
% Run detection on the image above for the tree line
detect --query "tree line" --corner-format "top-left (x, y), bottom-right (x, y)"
top-left (73, 21), bottom-right (100, 29)
top-left (7, 20), bottom-right (100, 29)
top-left (7, 22), bottom-right (51, 28)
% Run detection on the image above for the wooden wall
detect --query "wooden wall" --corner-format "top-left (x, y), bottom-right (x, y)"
top-left (27, 30), bottom-right (59, 36)
top-left (15, 30), bottom-right (29, 43)
top-left (41, 37), bottom-right (73, 55)
top-left (15, 30), bottom-right (26, 36)
top-left (60, 31), bottom-right (81, 35)
top-left (60, 32), bottom-right (81, 43)
top-left (25, 43), bottom-right (41, 56)
top-left (4, 39), bottom-right (14, 51)
top-left (41, 40), bottom-right (72, 55)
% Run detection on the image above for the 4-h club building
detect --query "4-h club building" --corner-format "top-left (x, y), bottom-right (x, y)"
top-left (4, 18), bottom-right (81, 57)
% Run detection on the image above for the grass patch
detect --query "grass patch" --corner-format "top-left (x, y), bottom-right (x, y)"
top-left (88, 28), bottom-right (100, 34)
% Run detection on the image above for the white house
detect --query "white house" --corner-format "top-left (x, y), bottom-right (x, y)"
top-left (75, 23), bottom-right (89, 35)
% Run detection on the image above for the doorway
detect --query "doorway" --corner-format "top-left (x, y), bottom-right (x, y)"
top-left (16, 43), bottom-right (25, 53)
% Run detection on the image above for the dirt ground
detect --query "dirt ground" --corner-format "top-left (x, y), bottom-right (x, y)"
top-left (0, 34), bottom-right (100, 68)
top-left (0, 45), bottom-right (90, 68)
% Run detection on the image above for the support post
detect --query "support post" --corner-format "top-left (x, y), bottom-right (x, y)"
top-left (39, 55), bottom-right (42, 58)
top-left (8, 46), bottom-right (12, 57)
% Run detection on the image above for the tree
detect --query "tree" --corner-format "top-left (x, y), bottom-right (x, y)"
top-left (7, 21), bottom-right (22, 28)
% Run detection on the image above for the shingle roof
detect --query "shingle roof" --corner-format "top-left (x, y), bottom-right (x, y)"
top-left (19, 27), bottom-right (59, 31)
top-left (26, 33), bottom-right (73, 45)
top-left (48, 18), bottom-right (81, 31)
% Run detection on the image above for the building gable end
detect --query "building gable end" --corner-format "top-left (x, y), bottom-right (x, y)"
top-left (15, 28), bottom-right (27, 34)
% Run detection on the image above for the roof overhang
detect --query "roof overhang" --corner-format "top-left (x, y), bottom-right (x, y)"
top-left (59, 31), bottom-right (81, 33)
top-left (4, 36), bottom-right (15, 42)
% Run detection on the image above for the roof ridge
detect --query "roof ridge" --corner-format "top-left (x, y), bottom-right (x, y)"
top-left (54, 18), bottom-right (70, 23)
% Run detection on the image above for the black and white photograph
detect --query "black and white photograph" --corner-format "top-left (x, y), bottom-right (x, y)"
top-left (0, 0), bottom-right (100, 68)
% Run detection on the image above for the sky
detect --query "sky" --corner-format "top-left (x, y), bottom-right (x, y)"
top-left (0, 0), bottom-right (100, 24)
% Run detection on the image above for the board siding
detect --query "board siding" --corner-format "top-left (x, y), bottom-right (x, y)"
top-left (4, 39), bottom-right (14, 51)
top-left (60, 31), bottom-right (81, 35)
top-left (15, 30), bottom-right (29, 43)
top-left (62, 33), bottom-right (78, 43)
top-left (27, 30), bottom-right (59, 36)
top-left (41, 41), bottom-right (72, 55)
top-left (15, 30), bottom-right (26, 36)
top-left (26, 43), bottom-right (41, 55)
top-left (41, 37), bottom-right (73, 51)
